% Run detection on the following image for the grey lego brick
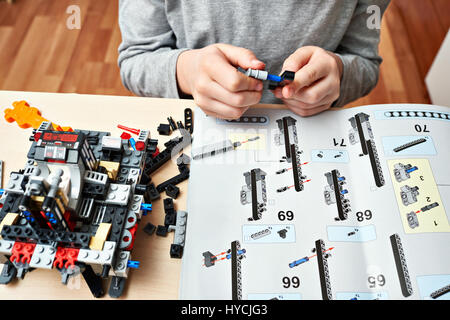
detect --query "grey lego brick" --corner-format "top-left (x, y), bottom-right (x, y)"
top-left (4, 173), bottom-right (25, 195)
top-left (112, 250), bottom-right (130, 278)
top-left (29, 244), bottom-right (57, 269)
top-left (77, 241), bottom-right (116, 265)
top-left (105, 184), bottom-right (131, 206)
top-left (0, 239), bottom-right (15, 254)
top-left (129, 195), bottom-right (143, 219)
top-left (84, 170), bottom-right (108, 185)
top-left (120, 150), bottom-right (144, 168)
top-left (168, 211), bottom-right (187, 246)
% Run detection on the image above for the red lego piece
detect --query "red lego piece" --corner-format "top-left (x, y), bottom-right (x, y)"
top-left (53, 247), bottom-right (79, 269)
top-left (124, 224), bottom-right (138, 251)
top-left (120, 132), bottom-right (132, 140)
top-left (117, 124), bottom-right (140, 135)
top-left (135, 141), bottom-right (145, 151)
top-left (10, 242), bottom-right (37, 264)
top-left (151, 147), bottom-right (160, 158)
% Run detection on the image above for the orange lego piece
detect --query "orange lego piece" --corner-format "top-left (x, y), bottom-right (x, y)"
top-left (4, 100), bottom-right (73, 132)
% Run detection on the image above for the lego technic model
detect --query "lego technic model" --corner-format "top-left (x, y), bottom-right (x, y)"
top-left (0, 120), bottom-right (189, 298)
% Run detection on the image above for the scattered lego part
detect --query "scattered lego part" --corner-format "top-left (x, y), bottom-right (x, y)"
top-left (117, 124), bottom-right (140, 135)
top-left (239, 68), bottom-right (295, 90)
top-left (165, 184), bottom-right (180, 199)
top-left (4, 100), bottom-right (72, 131)
top-left (156, 225), bottom-right (168, 237)
top-left (157, 123), bottom-right (171, 136)
top-left (168, 211), bottom-right (187, 259)
top-left (167, 117), bottom-right (177, 131)
top-left (184, 108), bottom-right (193, 134)
top-left (177, 121), bottom-right (184, 129)
top-left (143, 223), bottom-right (156, 236)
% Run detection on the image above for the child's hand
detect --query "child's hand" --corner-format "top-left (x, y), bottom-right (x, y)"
top-left (177, 44), bottom-right (265, 120)
top-left (273, 46), bottom-right (343, 117)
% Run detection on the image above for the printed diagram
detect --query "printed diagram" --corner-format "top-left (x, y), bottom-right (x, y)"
top-left (327, 225), bottom-right (377, 242)
top-left (382, 136), bottom-right (437, 156)
top-left (274, 116), bottom-right (307, 193)
top-left (242, 224), bottom-right (295, 243)
top-left (348, 112), bottom-right (385, 187)
top-left (416, 275), bottom-right (450, 300)
top-left (202, 240), bottom-right (246, 300)
top-left (311, 149), bottom-right (349, 163)
top-left (240, 168), bottom-right (267, 221)
top-left (390, 234), bottom-right (413, 297)
top-left (388, 159), bottom-right (449, 233)
top-left (336, 292), bottom-right (388, 300)
top-left (288, 239), bottom-right (334, 300)
top-left (323, 169), bottom-right (351, 221)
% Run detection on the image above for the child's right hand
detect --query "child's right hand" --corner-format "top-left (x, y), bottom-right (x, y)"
top-left (176, 44), bottom-right (265, 120)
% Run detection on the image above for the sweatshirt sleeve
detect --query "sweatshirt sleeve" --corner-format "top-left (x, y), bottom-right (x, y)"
top-left (333, 0), bottom-right (390, 107)
top-left (118, 0), bottom-right (188, 98)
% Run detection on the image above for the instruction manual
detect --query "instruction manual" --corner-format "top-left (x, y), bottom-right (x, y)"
top-left (179, 104), bottom-right (450, 300)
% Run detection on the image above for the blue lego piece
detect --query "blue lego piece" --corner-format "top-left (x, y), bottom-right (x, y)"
top-left (140, 203), bottom-right (152, 216)
top-left (129, 137), bottom-right (136, 150)
top-left (0, 189), bottom-right (4, 196)
top-left (127, 260), bottom-right (140, 269)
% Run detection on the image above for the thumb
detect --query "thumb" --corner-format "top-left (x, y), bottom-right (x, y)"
top-left (215, 43), bottom-right (266, 70)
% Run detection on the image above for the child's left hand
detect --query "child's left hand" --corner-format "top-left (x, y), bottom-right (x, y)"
top-left (273, 46), bottom-right (343, 117)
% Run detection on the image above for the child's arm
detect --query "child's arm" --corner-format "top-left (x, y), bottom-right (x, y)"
top-left (118, 1), bottom-right (264, 120)
top-left (274, 0), bottom-right (390, 116)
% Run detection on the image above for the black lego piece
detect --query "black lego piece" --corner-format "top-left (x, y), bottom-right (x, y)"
top-left (184, 108), bottom-right (193, 134)
top-left (165, 184), bottom-right (180, 199)
top-left (156, 164), bottom-right (190, 192)
top-left (164, 212), bottom-right (177, 227)
top-left (157, 123), bottom-right (171, 136)
top-left (0, 260), bottom-right (17, 284)
top-left (156, 225), bottom-right (168, 237)
top-left (170, 244), bottom-right (183, 259)
top-left (143, 222), bottom-right (156, 235)
top-left (146, 139), bottom-right (158, 154)
top-left (109, 276), bottom-right (126, 298)
top-left (177, 121), bottom-right (184, 129)
top-left (167, 117), bottom-right (177, 131)
top-left (163, 198), bottom-right (175, 214)
top-left (144, 136), bottom-right (186, 175)
top-left (81, 264), bottom-right (105, 298)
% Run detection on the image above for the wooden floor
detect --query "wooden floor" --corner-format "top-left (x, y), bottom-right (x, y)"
top-left (0, 0), bottom-right (449, 107)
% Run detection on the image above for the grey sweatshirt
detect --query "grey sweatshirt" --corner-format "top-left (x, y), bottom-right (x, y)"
top-left (118, 0), bottom-right (390, 107)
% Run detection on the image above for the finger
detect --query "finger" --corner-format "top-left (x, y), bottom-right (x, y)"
top-left (281, 93), bottom-right (333, 110)
top-left (207, 54), bottom-right (264, 92)
top-left (215, 43), bottom-right (266, 70)
top-left (206, 80), bottom-right (262, 107)
top-left (283, 61), bottom-right (330, 98)
top-left (286, 103), bottom-right (331, 117)
top-left (288, 76), bottom-right (337, 106)
top-left (196, 95), bottom-right (248, 120)
top-left (282, 46), bottom-right (316, 72)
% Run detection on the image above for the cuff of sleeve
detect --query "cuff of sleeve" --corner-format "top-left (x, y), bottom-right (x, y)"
top-left (167, 48), bottom-right (192, 99)
top-left (331, 53), bottom-right (353, 108)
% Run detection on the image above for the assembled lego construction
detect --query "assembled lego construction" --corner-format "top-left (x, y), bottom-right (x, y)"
top-left (0, 117), bottom-right (189, 298)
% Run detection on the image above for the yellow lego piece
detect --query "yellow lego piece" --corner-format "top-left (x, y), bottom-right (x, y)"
top-left (99, 161), bottom-right (120, 181)
top-left (0, 213), bottom-right (19, 239)
top-left (89, 223), bottom-right (112, 250)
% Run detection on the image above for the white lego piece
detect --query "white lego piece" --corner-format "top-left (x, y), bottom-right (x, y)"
top-left (77, 241), bottom-right (116, 265)
top-left (105, 184), bottom-right (131, 206)
top-left (29, 244), bottom-right (57, 269)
